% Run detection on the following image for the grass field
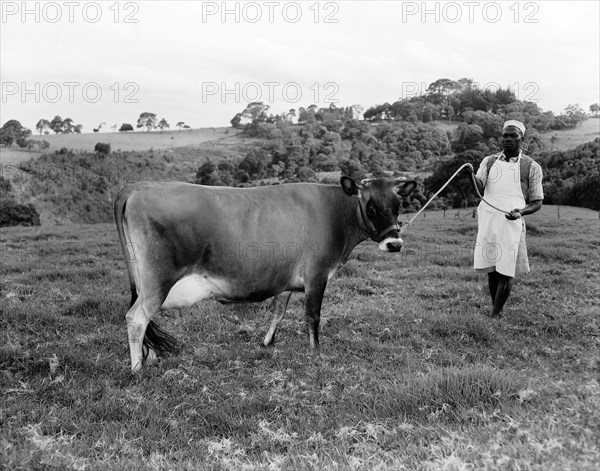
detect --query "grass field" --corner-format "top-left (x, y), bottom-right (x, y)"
top-left (0, 127), bottom-right (234, 165)
top-left (539, 118), bottom-right (600, 151)
top-left (1, 204), bottom-right (598, 470)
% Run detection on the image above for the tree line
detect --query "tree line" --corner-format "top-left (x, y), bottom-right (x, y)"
top-left (364, 78), bottom-right (594, 130)
top-left (199, 79), bottom-right (598, 211)
top-left (1, 77), bottom-right (598, 220)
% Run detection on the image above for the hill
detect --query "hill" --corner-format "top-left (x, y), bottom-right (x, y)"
top-left (538, 118), bottom-right (600, 151)
top-left (0, 127), bottom-right (234, 164)
top-left (2, 133), bottom-right (270, 225)
top-left (1, 111), bottom-right (598, 226)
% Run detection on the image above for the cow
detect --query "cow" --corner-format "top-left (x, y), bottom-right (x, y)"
top-left (114, 177), bottom-right (417, 372)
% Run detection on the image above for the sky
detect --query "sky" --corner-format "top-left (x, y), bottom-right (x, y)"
top-left (1, 0), bottom-right (599, 133)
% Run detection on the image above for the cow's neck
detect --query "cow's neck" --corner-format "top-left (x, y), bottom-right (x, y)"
top-left (339, 194), bottom-right (371, 256)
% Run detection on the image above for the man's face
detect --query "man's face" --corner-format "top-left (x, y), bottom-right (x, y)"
top-left (502, 126), bottom-right (523, 153)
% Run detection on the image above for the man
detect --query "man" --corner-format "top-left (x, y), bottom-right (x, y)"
top-left (470, 120), bottom-right (544, 317)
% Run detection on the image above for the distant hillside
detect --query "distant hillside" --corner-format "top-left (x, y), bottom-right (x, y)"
top-left (0, 127), bottom-right (234, 164)
top-left (4, 135), bottom-right (268, 225)
top-left (537, 118), bottom-right (600, 151)
top-left (537, 138), bottom-right (600, 210)
top-left (1, 108), bottom-right (598, 226)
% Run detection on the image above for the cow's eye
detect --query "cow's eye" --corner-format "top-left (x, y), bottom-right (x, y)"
top-left (366, 203), bottom-right (377, 218)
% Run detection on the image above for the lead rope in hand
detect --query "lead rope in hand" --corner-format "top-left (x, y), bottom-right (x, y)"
top-left (399, 163), bottom-right (511, 234)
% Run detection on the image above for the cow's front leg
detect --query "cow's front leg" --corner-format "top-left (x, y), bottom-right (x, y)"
top-left (263, 291), bottom-right (293, 347)
top-left (304, 279), bottom-right (327, 349)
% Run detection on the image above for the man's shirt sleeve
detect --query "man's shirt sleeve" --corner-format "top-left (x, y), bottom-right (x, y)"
top-left (475, 156), bottom-right (491, 187)
top-left (528, 161), bottom-right (544, 201)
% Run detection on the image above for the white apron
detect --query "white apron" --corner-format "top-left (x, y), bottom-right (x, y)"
top-left (474, 157), bottom-right (530, 277)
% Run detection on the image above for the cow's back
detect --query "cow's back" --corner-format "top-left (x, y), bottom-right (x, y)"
top-left (121, 182), bottom-right (353, 302)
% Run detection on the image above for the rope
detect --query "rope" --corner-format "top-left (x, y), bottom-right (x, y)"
top-left (400, 163), bottom-right (511, 234)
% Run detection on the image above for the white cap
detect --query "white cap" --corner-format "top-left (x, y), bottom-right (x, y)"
top-left (503, 120), bottom-right (525, 136)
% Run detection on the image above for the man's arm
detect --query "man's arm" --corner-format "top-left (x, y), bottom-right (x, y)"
top-left (506, 199), bottom-right (542, 220)
top-left (507, 161), bottom-right (544, 219)
top-left (466, 162), bottom-right (485, 195)
top-left (473, 174), bottom-right (484, 196)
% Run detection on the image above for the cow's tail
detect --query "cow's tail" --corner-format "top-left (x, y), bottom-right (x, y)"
top-left (144, 321), bottom-right (181, 356)
top-left (113, 185), bottom-right (139, 308)
top-left (113, 185), bottom-right (181, 357)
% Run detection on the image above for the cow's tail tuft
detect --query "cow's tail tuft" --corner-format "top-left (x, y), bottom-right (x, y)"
top-left (143, 320), bottom-right (181, 357)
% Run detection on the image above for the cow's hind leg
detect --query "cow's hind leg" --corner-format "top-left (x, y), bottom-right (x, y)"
top-left (126, 294), bottom-right (179, 372)
top-left (263, 291), bottom-right (293, 347)
top-left (126, 296), bottom-right (155, 373)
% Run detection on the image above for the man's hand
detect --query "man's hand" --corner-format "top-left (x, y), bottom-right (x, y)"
top-left (505, 209), bottom-right (522, 220)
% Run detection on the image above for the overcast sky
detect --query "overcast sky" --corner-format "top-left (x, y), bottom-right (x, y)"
top-left (1, 0), bottom-right (599, 133)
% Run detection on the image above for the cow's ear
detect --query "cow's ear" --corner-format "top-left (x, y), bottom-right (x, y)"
top-left (395, 180), bottom-right (418, 196)
top-left (341, 176), bottom-right (361, 196)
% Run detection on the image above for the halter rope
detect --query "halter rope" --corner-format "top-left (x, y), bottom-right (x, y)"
top-left (399, 163), bottom-right (511, 234)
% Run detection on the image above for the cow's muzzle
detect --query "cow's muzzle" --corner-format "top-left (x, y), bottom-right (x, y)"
top-left (378, 236), bottom-right (403, 252)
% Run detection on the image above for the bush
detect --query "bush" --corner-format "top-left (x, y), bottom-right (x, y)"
top-left (0, 199), bottom-right (40, 227)
top-left (0, 176), bottom-right (13, 196)
top-left (94, 143), bottom-right (111, 155)
top-left (16, 137), bottom-right (28, 148)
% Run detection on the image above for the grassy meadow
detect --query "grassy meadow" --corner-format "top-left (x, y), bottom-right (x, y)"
top-left (1, 204), bottom-right (598, 470)
top-left (0, 127), bottom-right (234, 165)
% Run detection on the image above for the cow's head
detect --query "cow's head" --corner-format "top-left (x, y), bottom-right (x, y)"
top-left (341, 176), bottom-right (418, 252)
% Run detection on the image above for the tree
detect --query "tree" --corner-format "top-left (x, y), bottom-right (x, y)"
top-left (36, 119), bottom-right (50, 135)
top-left (569, 174), bottom-right (600, 210)
top-left (195, 160), bottom-right (222, 185)
top-left (176, 121), bottom-right (186, 131)
top-left (239, 149), bottom-right (269, 179)
top-left (364, 103), bottom-right (391, 121)
top-left (137, 112), bottom-right (157, 132)
top-left (426, 78), bottom-right (460, 104)
top-left (231, 102), bottom-right (270, 130)
top-left (338, 158), bottom-right (366, 180)
top-left (62, 118), bottom-right (74, 133)
top-left (157, 118), bottom-right (170, 132)
top-left (424, 150), bottom-right (484, 208)
top-left (564, 104), bottom-right (587, 127)
top-left (590, 103), bottom-right (600, 118)
top-left (49, 115), bottom-right (64, 134)
top-left (230, 114), bottom-right (242, 128)
top-left (297, 166), bottom-right (316, 182)
top-left (0, 120), bottom-right (31, 147)
top-left (462, 110), bottom-right (503, 139)
top-left (119, 123), bottom-right (134, 132)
